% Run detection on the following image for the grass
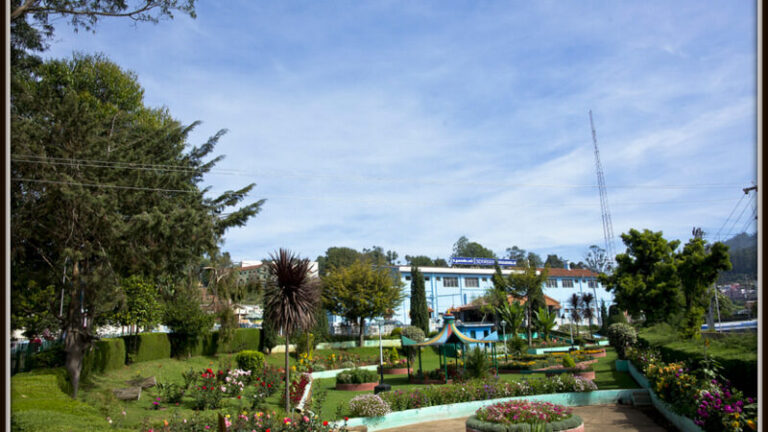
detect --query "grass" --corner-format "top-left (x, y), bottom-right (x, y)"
top-left (637, 323), bottom-right (757, 361)
top-left (11, 345), bottom-right (638, 430)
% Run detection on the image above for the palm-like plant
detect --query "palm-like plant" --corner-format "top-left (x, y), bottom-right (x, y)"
top-left (568, 293), bottom-right (582, 338)
top-left (264, 249), bottom-right (321, 413)
top-left (496, 301), bottom-right (525, 340)
top-left (581, 293), bottom-right (596, 334)
top-left (534, 307), bottom-right (557, 341)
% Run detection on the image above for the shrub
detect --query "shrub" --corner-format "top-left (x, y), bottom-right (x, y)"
top-left (348, 394), bottom-right (391, 417)
top-left (506, 337), bottom-right (528, 356)
top-left (401, 326), bottom-right (425, 361)
top-left (293, 331), bottom-right (316, 359)
top-left (389, 327), bottom-right (403, 337)
top-left (234, 350), bottom-right (266, 374)
top-left (336, 368), bottom-right (378, 384)
top-left (82, 338), bottom-right (126, 376)
top-left (122, 332), bottom-right (171, 364)
top-left (606, 323), bottom-right (637, 359)
top-left (226, 328), bottom-right (261, 353)
top-left (465, 347), bottom-right (491, 379)
top-left (561, 354), bottom-right (576, 369)
top-left (341, 360), bottom-right (357, 369)
top-left (156, 381), bottom-right (184, 404)
top-left (474, 400), bottom-right (574, 425)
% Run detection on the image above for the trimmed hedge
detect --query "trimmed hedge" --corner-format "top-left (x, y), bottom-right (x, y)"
top-left (466, 414), bottom-right (583, 432)
top-left (123, 333), bottom-right (171, 364)
top-left (637, 326), bottom-right (757, 397)
top-left (82, 338), bottom-right (126, 375)
top-left (169, 328), bottom-right (261, 358)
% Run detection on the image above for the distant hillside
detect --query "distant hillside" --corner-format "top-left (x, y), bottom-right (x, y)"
top-left (718, 232), bottom-right (757, 284)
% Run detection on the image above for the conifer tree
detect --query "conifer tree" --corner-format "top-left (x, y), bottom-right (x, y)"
top-left (409, 266), bottom-right (429, 334)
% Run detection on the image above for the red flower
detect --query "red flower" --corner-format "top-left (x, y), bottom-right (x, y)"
top-left (237, 395), bottom-right (241, 399)
top-left (323, 421), bottom-right (329, 426)
top-left (202, 386), bottom-right (207, 390)
top-left (206, 368), bottom-right (213, 374)
top-left (344, 417), bottom-right (349, 421)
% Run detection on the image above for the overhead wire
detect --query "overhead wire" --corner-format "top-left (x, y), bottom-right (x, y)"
top-left (713, 194), bottom-right (747, 241)
top-left (722, 194), bottom-right (754, 241)
top-left (11, 154), bottom-right (745, 190)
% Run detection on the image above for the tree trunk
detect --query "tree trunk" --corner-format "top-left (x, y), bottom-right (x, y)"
top-left (358, 317), bottom-right (365, 347)
top-left (284, 328), bottom-right (290, 413)
top-left (64, 328), bottom-right (88, 398)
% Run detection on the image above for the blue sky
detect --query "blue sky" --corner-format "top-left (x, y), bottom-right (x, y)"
top-left (43, 1), bottom-right (758, 264)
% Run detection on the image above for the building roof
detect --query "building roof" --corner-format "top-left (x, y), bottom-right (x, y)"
top-left (240, 264), bottom-right (263, 271)
top-left (396, 265), bottom-right (598, 278)
top-left (544, 268), bottom-right (598, 278)
top-left (447, 293), bottom-right (561, 313)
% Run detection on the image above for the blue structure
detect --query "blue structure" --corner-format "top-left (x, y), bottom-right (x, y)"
top-left (393, 265), bottom-right (612, 327)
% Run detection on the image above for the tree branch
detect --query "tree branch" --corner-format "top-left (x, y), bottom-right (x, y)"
top-left (21, 1), bottom-right (160, 20)
top-left (10, 0), bottom-right (38, 20)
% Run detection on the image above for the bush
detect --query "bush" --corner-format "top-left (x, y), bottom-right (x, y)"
top-left (348, 394), bottom-right (391, 417)
top-left (122, 333), bottom-right (171, 364)
top-left (606, 323), bottom-right (637, 359)
top-left (336, 368), bottom-right (378, 384)
top-left (506, 337), bottom-right (528, 356)
top-left (28, 344), bottom-right (65, 370)
top-left (389, 327), bottom-right (403, 337)
top-left (293, 331), bottom-right (316, 359)
top-left (561, 354), bottom-right (576, 369)
top-left (340, 360), bottom-right (356, 369)
top-left (82, 338), bottom-right (126, 376)
top-left (465, 347), bottom-right (491, 379)
top-left (234, 350), bottom-right (266, 373)
top-left (226, 328), bottom-right (261, 353)
top-left (401, 326), bottom-right (425, 360)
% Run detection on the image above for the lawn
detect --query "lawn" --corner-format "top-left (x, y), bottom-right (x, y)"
top-left (11, 345), bottom-right (638, 430)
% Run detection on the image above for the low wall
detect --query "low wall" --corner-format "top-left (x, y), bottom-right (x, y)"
top-left (527, 346), bottom-right (580, 355)
top-left (310, 364), bottom-right (378, 380)
top-left (342, 389), bottom-right (641, 431)
top-left (626, 361), bottom-right (703, 432)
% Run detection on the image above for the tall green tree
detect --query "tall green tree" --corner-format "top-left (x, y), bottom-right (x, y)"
top-left (264, 249), bottom-right (321, 413)
top-left (676, 238), bottom-right (731, 338)
top-left (526, 252), bottom-right (544, 268)
top-left (544, 255), bottom-right (566, 268)
top-left (316, 247), bottom-right (361, 276)
top-left (452, 236), bottom-right (496, 262)
top-left (507, 261), bottom-right (549, 346)
top-left (322, 260), bottom-right (404, 347)
top-left (409, 266), bottom-right (430, 334)
top-left (505, 246), bottom-right (527, 262)
top-left (405, 255), bottom-right (434, 266)
top-left (385, 250), bottom-right (399, 265)
top-left (362, 246), bottom-right (388, 266)
top-left (601, 229), bottom-right (683, 325)
top-left (111, 275), bottom-right (163, 334)
top-left (10, 55), bottom-right (262, 396)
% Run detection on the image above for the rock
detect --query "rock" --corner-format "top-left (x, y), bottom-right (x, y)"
top-left (126, 376), bottom-right (157, 389)
top-left (113, 387), bottom-right (141, 401)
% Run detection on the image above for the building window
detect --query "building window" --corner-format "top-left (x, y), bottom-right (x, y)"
top-left (444, 277), bottom-right (459, 287)
top-left (424, 277), bottom-right (430, 281)
top-left (405, 276), bottom-right (411, 281)
top-left (546, 278), bottom-right (558, 288)
top-left (436, 276), bottom-right (441, 281)
top-left (465, 277), bottom-right (479, 287)
top-left (482, 277), bottom-right (488, 282)
top-left (588, 280), bottom-right (597, 288)
top-left (562, 279), bottom-right (574, 288)
top-left (483, 330), bottom-right (489, 338)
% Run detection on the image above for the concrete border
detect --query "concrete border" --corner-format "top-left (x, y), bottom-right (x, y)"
top-left (341, 389), bottom-right (642, 431)
top-left (626, 361), bottom-right (703, 432)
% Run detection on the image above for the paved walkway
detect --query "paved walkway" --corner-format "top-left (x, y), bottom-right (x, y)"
top-left (377, 404), bottom-right (675, 432)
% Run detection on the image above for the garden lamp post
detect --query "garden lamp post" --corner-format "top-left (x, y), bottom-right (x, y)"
top-left (374, 318), bottom-right (391, 394)
top-left (501, 320), bottom-right (507, 363)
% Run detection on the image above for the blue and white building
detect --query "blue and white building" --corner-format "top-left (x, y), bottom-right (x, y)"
top-left (392, 265), bottom-right (612, 328)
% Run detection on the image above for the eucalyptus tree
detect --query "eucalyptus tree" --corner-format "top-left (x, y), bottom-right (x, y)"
top-left (264, 249), bottom-right (321, 413)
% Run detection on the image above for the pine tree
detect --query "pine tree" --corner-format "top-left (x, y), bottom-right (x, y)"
top-left (409, 266), bottom-right (429, 333)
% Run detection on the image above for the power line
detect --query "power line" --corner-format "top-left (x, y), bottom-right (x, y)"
top-left (12, 178), bottom-right (198, 194)
top-left (722, 194), bottom-right (754, 241)
top-left (11, 154), bottom-right (746, 190)
top-left (714, 194), bottom-right (747, 241)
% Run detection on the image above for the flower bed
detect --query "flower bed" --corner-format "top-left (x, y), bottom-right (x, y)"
top-left (149, 409), bottom-right (347, 432)
top-left (377, 375), bottom-right (597, 413)
top-left (626, 346), bottom-right (757, 432)
top-left (466, 400), bottom-right (584, 432)
top-left (335, 368), bottom-right (379, 391)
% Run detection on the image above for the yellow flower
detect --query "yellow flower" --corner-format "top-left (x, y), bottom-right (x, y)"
top-left (746, 419), bottom-right (756, 430)
top-left (163, 420), bottom-right (169, 427)
top-left (732, 422), bottom-right (740, 429)
top-left (734, 413), bottom-right (740, 419)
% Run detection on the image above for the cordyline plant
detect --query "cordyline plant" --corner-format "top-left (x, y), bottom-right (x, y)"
top-left (265, 249), bottom-right (321, 413)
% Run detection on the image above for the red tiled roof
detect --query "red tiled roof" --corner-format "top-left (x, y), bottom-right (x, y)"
top-left (542, 268), bottom-right (598, 278)
top-left (507, 294), bottom-right (561, 308)
top-left (240, 264), bottom-right (263, 271)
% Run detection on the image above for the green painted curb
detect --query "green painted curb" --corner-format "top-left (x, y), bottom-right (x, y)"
top-left (342, 389), bottom-right (641, 431)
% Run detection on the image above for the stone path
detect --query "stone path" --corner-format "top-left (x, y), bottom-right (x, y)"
top-left (377, 404), bottom-right (675, 432)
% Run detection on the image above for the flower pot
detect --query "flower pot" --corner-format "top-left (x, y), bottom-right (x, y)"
top-left (335, 382), bottom-right (379, 391)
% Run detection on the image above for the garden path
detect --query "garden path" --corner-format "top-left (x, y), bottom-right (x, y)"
top-left (376, 404), bottom-right (674, 432)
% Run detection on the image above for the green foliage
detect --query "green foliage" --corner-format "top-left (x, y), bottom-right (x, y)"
top-left (234, 350), bottom-right (266, 373)
top-left (405, 255), bottom-right (436, 266)
top-left (122, 332), bottom-right (171, 364)
top-left (226, 328), bottom-right (261, 353)
top-left (259, 313), bottom-right (279, 354)
top-left (452, 236), bottom-right (496, 261)
top-left (534, 307), bottom-right (558, 341)
top-left (390, 327), bottom-right (403, 337)
top-left (601, 229), bottom-right (683, 324)
top-left (400, 326), bottom-right (425, 361)
top-left (322, 260), bottom-right (404, 347)
top-left (387, 347), bottom-right (400, 364)
top-left (676, 238), bottom-right (731, 338)
top-left (464, 347), bottom-right (491, 379)
top-left (163, 286), bottom-right (214, 357)
top-left (312, 308), bottom-right (331, 342)
top-left (606, 323), bottom-right (637, 359)
top-left (336, 368), bottom-right (378, 384)
top-left (11, 280), bottom-right (58, 339)
top-left (544, 254), bottom-right (566, 268)
top-left (585, 244), bottom-right (612, 274)
top-left (293, 331), bottom-right (316, 359)
top-left (111, 275), bottom-right (163, 333)
top-left (409, 266), bottom-right (430, 334)
top-left (317, 246), bottom-right (361, 276)
top-left (82, 338), bottom-right (126, 377)
top-left (506, 260), bottom-right (549, 345)
top-left (561, 354), bottom-right (576, 368)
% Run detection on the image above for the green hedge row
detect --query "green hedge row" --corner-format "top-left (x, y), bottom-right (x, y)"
top-left (637, 334), bottom-right (757, 397)
top-left (168, 328), bottom-right (261, 358)
top-left (83, 338), bottom-right (126, 376)
top-left (123, 333), bottom-right (172, 364)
